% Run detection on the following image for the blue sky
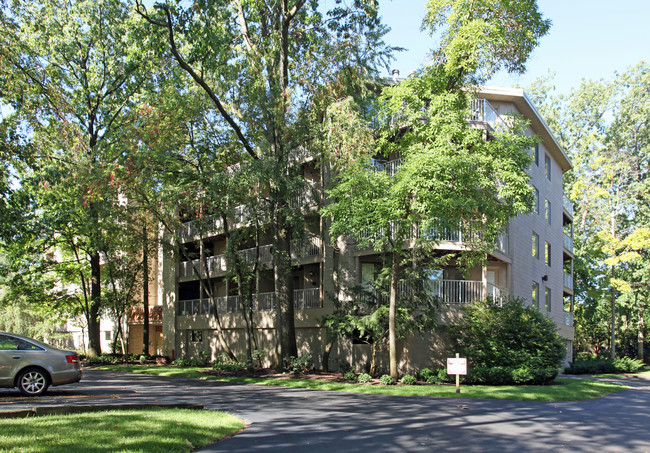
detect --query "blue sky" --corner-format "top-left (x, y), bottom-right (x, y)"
top-left (377, 0), bottom-right (650, 94)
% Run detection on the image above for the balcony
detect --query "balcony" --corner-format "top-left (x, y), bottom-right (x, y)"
top-left (179, 245), bottom-right (273, 280)
top-left (563, 195), bottom-right (574, 217)
top-left (291, 235), bottom-right (322, 259)
top-left (563, 234), bottom-right (574, 253)
top-left (564, 311), bottom-right (574, 327)
top-left (371, 158), bottom-right (402, 176)
top-left (177, 288), bottom-right (322, 316)
top-left (564, 272), bottom-right (573, 290)
top-left (469, 99), bottom-right (504, 131)
top-left (373, 280), bottom-right (507, 305)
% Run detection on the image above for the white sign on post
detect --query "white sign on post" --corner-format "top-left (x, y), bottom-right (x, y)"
top-left (447, 357), bottom-right (467, 375)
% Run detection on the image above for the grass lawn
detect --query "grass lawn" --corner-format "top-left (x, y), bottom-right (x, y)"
top-left (0, 408), bottom-right (244, 453)
top-left (95, 365), bottom-right (627, 402)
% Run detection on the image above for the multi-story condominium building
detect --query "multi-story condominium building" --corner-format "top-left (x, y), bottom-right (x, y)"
top-left (158, 86), bottom-right (574, 371)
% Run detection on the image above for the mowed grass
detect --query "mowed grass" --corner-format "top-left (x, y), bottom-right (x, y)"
top-left (0, 408), bottom-right (244, 453)
top-left (95, 365), bottom-right (627, 402)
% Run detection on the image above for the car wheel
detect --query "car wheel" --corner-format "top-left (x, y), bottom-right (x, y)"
top-left (17, 368), bottom-right (50, 396)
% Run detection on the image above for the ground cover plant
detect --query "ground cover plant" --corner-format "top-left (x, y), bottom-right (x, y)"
top-left (565, 357), bottom-right (645, 374)
top-left (94, 365), bottom-right (626, 402)
top-left (0, 408), bottom-right (244, 453)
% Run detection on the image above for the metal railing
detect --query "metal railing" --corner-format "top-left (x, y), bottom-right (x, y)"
top-left (564, 272), bottom-right (573, 290)
top-left (563, 234), bottom-right (573, 253)
top-left (469, 99), bottom-right (502, 129)
top-left (178, 288), bottom-right (322, 315)
top-left (563, 195), bottom-right (574, 217)
top-left (371, 158), bottom-right (402, 176)
top-left (291, 235), bottom-right (322, 259)
top-left (564, 311), bottom-right (574, 327)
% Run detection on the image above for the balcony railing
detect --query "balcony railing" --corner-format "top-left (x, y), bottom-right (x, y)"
top-left (177, 288), bottom-right (322, 315)
top-left (371, 158), bottom-right (402, 176)
top-left (563, 195), bottom-right (574, 217)
top-left (291, 235), bottom-right (322, 259)
top-left (564, 272), bottom-right (573, 290)
top-left (290, 183), bottom-right (321, 209)
top-left (563, 234), bottom-right (574, 253)
top-left (564, 311), bottom-right (574, 327)
top-left (428, 279), bottom-right (507, 304)
top-left (469, 99), bottom-right (503, 129)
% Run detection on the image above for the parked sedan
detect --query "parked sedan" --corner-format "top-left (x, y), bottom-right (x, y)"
top-left (0, 332), bottom-right (82, 396)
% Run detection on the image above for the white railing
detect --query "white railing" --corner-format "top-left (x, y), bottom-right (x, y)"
top-left (238, 245), bottom-right (273, 264)
top-left (256, 292), bottom-right (275, 311)
top-left (290, 183), bottom-right (321, 209)
top-left (291, 235), bottom-right (322, 259)
top-left (371, 158), bottom-right (402, 176)
top-left (564, 272), bottom-right (573, 290)
top-left (564, 234), bottom-right (573, 253)
top-left (563, 195), bottom-right (574, 217)
top-left (428, 279), bottom-right (483, 304)
top-left (179, 260), bottom-right (198, 278)
top-left (205, 255), bottom-right (227, 274)
top-left (469, 99), bottom-right (502, 129)
top-left (564, 311), bottom-right (574, 327)
top-left (294, 288), bottom-right (321, 309)
top-left (178, 215), bottom-right (223, 240)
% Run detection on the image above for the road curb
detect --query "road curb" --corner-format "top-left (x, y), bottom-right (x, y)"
top-left (0, 403), bottom-right (204, 419)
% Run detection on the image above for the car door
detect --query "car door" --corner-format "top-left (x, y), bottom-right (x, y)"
top-left (0, 334), bottom-right (21, 386)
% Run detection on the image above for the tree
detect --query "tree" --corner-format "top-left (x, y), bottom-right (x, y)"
top-left (322, 0), bottom-right (549, 379)
top-left (134, 0), bottom-right (395, 364)
top-left (0, 0), bottom-right (151, 355)
top-left (528, 62), bottom-right (650, 360)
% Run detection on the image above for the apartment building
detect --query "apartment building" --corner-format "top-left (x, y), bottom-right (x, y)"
top-left (158, 86), bottom-right (574, 371)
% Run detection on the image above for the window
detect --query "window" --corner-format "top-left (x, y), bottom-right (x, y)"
top-left (545, 199), bottom-right (551, 225)
top-left (532, 282), bottom-right (539, 309)
top-left (545, 154), bottom-right (552, 180)
top-left (545, 287), bottom-right (552, 312)
top-left (191, 330), bottom-right (203, 343)
top-left (534, 143), bottom-right (539, 166)
top-left (532, 232), bottom-right (539, 259)
top-left (105, 331), bottom-right (112, 341)
top-left (545, 241), bottom-right (552, 267)
top-left (533, 187), bottom-right (539, 214)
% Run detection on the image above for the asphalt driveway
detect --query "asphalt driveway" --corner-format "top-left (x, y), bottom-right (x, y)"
top-left (1, 369), bottom-right (649, 452)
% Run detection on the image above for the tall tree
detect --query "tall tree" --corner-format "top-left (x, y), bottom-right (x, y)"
top-left (0, 0), bottom-right (151, 355)
top-left (134, 0), bottom-right (395, 364)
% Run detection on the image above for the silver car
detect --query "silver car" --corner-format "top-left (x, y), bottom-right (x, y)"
top-left (0, 332), bottom-right (82, 396)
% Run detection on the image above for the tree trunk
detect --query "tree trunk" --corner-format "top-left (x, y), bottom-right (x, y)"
top-left (389, 251), bottom-right (398, 379)
top-left (87, 251), bottom-right (102, 357)
top-left (638, 298), bottom-right (644, 361)
top-left (322, 338), bottom-right (333, 372)
top-left (142, 224), bottom-right (150, 356)
top-left (274, 224), bottom-right (297, 365)
top-left (610, 265), bottom-right (616, 360)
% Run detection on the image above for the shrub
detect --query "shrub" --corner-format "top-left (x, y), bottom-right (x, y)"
top-left (212, 361), bottom-right (246, 373)
top-left (284, 354), bottom-right (312, 374)
top-left (343, 371), bottom-right (357, 381)
top-left (379, 374), bottom-right (396, 385)
top-left (85, 354), bottom-right (123, 365)
top-left (172, 356), bottom-right (206, 367)
top-left (357, 373), bottom-right (372, 383)
top-left (338, 360), bottom-right (353, 373)
top-left (565, 357), bottom-right (645, 374)
top-left (400, 374), bottom-right (417, 385)
top-left (449, 297), bottom-right (566, 385)
top-left (418, 368), bottom-right (436, 381)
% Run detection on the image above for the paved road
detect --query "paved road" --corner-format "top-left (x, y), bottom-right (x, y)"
top-left (1, 369), bottom-right (650, 452)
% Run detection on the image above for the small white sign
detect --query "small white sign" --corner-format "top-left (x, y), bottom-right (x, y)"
top-left (447, 357), bottom-right (467, 375)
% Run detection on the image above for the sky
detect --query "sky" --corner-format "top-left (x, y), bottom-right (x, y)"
top-left (376, 0), bottom-right (650, 95)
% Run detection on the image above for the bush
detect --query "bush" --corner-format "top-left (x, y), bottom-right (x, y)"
top-left (565, 356), bottom-right (645, 374)
top-left (338, 360), bottom-right (353, 373)
top-left (172, 356), bottom-right (206, 367)
top-left (400, 374), bottom-right (417, 385)
top-left (418, 368), bottom-right (436, 381)
top-left (85, 354), bottom-right (123, 365)
top-left (357, 373), bottom-right (372, 383)
top-left (379, 374), bottom-right (396, 385)
top-left (343, 371), bottom-right (357, 381)
top-left (449, 297), bottom-right (566, 385)
top-left (212, 361), bottom-right (246, 373)
top-left (284, 354), bottom-right (312, 374)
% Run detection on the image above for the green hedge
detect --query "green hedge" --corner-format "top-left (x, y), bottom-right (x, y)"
top-left (565, 357), bottom-right (644, 374)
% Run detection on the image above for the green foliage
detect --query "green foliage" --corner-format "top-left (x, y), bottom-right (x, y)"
top-left (172, 356), bottom-right (206, 368)
top-left (400, 374), bottom-right (417, 385)
top-left (425, 369), bottom-right (450, 384)
top-left (565, 357), bottom-right (645, 374)
top-left (212, 362), bottom-right (246, 373)
top-left (418, 368), bottom-right (436, 381)
top-left (337, 360), bottom-right (353, 373)
top-left (379, 374), bottom-right (396, 385)
top-left (450, 298), bottom-right (566, 384)
top-left (357, 373), bottom-right (373, 383)
top-left (467, 366), bottom-right (558, 385)
top-left (284, 355), bottom-right (313, 374)
top-left (343, 371), bottom-right (357, 381)
top-left (85, 354), bottom-right (124, 365)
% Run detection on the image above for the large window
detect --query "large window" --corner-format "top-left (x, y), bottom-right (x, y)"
top-left (545, 288), bottom-right (552, 312)
top-left (545, 199), bottom-right (552, 225)
top-left (532, 232), bottom-right (539, 259)
top-left (545, 154), bottom-right (552, 180)
top-left (545, 241), bottom-right (552, 267)
top-left (534, 143), bottom-right (540, 166)
top-left (533, 187), bottom-right (540, 214)
top-left (532, 282), bottom-right (540, 309)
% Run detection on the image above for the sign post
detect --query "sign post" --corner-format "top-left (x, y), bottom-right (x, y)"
top-left (447, 353), bottom-right (467, 394)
